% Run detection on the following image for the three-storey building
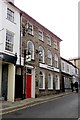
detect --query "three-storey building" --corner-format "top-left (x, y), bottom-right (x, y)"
top-left (0, 0), bottom-right (21, 102)
top-left (21, 12), bottom-right (62, 98)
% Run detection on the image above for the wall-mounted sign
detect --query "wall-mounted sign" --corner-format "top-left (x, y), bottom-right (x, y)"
top-left (39, 63), bottom-right (60, 72)
top-left (39, 63), bottom-right (54, 71)
top-left (26, 55), bottom-right (31, 62)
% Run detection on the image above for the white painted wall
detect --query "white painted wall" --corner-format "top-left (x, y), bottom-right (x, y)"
top-left (61, 58), bottom-right (78, 77)
top-left (0, 64), bottom-right (2, 96)
top-left (32, 68), bottom-right (35, 98)
top-left (7, 64), bottom-right (15, 102)
top-left (0, 0), bottom-right (21, 65)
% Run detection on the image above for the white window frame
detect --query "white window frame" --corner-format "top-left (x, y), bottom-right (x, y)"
top-left (54, 41), bottom-right (58, 49)
top-left (62, 62), bottom-right (64, 71)
top-left (48, 73), bottom-right (53, 90)
top-left (55, 75), bottom-right (60, 90)
top-left (5, 30), bottom-right (14, 52)
top-left (38, 30), bottom-right (43, 41)
top-left (27, 41), bottom-right (34, 60)
top-left (67, 64), bottom-right (69, 73)
top-left (54, 54), bottom-right (58, 68)
top-left (27, 22), bottom-right (34, 35)
top-left (7, 8), bottom-right (14, 22)
top-left (39, 46), bottom-right (44, 63)
top-left (39, 71), bottom-right (45, 89)
top-left (47, 50), bottom-right (52, 65)
top-left (46, 35), bottom-right (51, 46)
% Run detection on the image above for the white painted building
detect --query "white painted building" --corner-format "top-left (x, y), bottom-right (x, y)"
top-left (61, 57), bottom-right (79, 92)
top-left (0, 0), bottom-right (21, 102)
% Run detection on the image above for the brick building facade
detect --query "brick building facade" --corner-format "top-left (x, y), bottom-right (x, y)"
top-left (21, 12), bottom-right (62, 98)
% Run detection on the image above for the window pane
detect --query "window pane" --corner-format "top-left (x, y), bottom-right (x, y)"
top-left (27, 41), bottom-right (34, 59)
top-left (48, 58), bottom-right (51, 65)
top-left (54, 42), bottom-right (57, 49)
top-left (48, 75), bottom-right (51, 88)
top-left (7, 8), bottom-right (14, 22)
top-left (27, 23), bottom-right (33, 35)
top-left (5, 30), bottom-right (14, 52)
top-left (47, 36), bottom-right (51, 45)
top-left (48, 50), bottom-right (52, 65)
top-left (38, 31), bottom-right (43, 40)
top-left (39, 46), bottom-right (44, 62)
top-left (54, 54), bottom-right (58, 68)
top-left (39, 76), bottom-right (43, 88)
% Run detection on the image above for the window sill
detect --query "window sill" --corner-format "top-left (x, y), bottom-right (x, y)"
top-left (6, 18), bottom-right (16, 24)
top-left (39, 61), bottom-right (45, 64)
top-left (4, 50), bottom-right (15, 56)
top-left (31, 59), bottom-right (35, 61)
top-left (28, 32), bottom-right (34, 37)
top-left (54, 67), bottom-right (59, 69)
top-left (54, 48), bottom-right (58, 50)
top-left (47, 44), bottom-right (51, 47)
top-left (39, 88), bottom-right (45, 91)
top-left (48, 89), bottom-right (53, 91)
top-left (38, 39), bottom-right (44, 42)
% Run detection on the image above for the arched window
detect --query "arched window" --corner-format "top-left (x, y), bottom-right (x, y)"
top-left (48, 73), bottom-right (53, 89)
top-left (47, 50), bottom-right (52, 65)
top-left (27, 41), bottom-right (34, 59)
top-left (54, 54), bottom-right (58, 68)
top-left (55, 75), bottom-right (60, 90)
top-left (39, 71), bottom-right (45, 89)
top-left (39, 46), bottom-right (44, 63)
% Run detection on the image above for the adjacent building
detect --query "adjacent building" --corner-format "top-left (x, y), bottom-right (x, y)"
top-left (0, 0), bottom-right (21, 102)
top-left (69, 57), bottom-right (80, 69)
top-left (69, 57), bottom-right (80, 86)
top-left (61, 57), bottom-right (79, 92)
top-left (21, 12), bottom-right (62, 98)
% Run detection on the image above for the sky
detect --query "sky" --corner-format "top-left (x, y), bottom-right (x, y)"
top-left (14, 0), bottom-right (78, 60)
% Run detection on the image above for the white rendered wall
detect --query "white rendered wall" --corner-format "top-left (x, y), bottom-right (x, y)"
top-left (7, 64), bottom-right (15, 102)
top-left (0, 0), bottom-right (21, 65)
top-left (0, 64), bottom-right (2, 96)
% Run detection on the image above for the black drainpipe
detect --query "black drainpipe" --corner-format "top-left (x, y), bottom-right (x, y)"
top-left (20, 13), bottom-right (22, 66)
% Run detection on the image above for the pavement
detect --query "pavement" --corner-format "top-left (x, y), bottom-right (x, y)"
top-left (0, 91), bottom-right (73, 115)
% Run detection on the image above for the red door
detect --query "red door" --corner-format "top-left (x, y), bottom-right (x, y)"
top-left (26, 74), bottom-right (32, 98)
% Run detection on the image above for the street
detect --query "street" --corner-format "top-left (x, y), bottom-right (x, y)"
top-left (2, 93), bottom-right (78, 119)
